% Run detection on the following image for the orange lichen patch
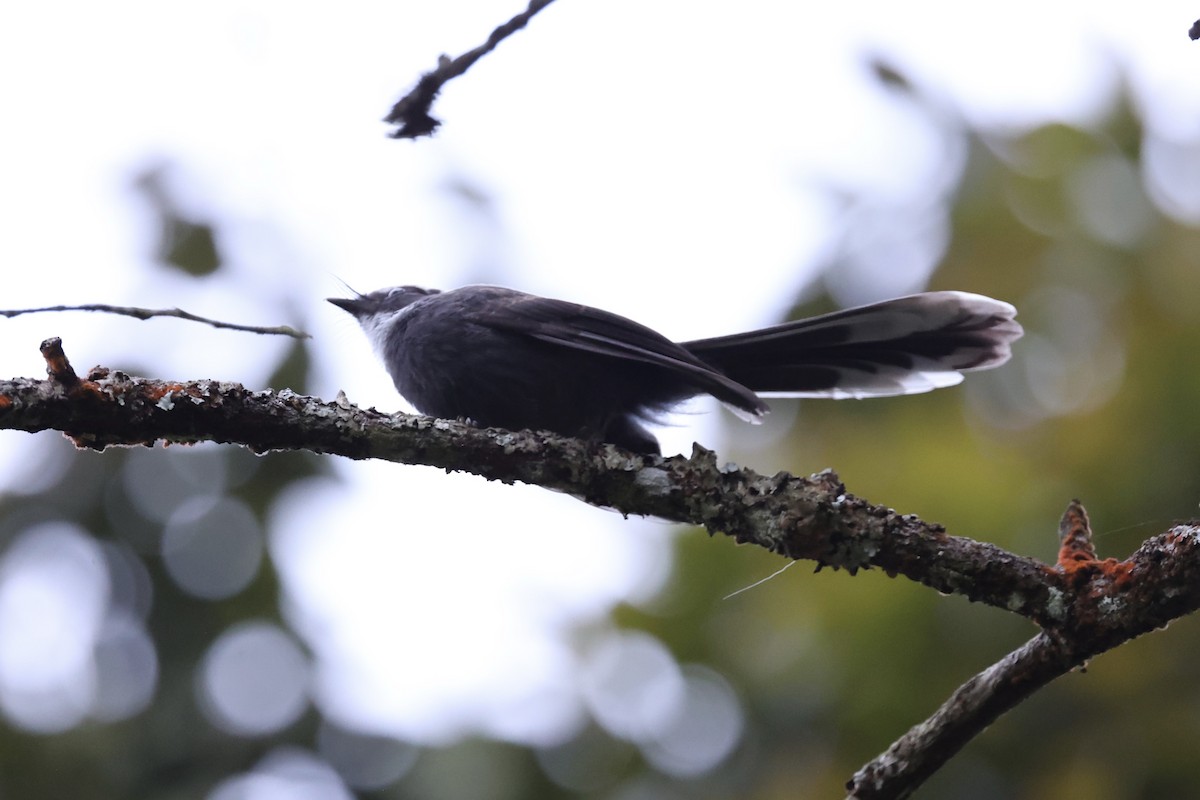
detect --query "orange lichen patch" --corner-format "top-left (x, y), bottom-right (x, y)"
top-left (1057, 554), bottom-right (1135, 595)
top-left (145, 383), bottom-right (187, 401)
top-left (1057, 500), bottom-right (1097, 569)
top-left (1057, 556), bottom-right (1100, 589)
top-left (1057, 544), bottom-right (1096, 566)
top-left (1097, 558), bottom-right (1135, 590)
top-left (0, 395), bottom-right (12, 410)
top-left (44, 354), bottom-right (72, 376)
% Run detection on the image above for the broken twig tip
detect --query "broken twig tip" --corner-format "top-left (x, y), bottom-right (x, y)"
top-left (1057, 498), bottom-right (1096, 566)
top-left (39, 337), bottom-right (80, 388)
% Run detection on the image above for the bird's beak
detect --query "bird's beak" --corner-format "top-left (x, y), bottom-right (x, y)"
top-left (327, 297), bottom-right (364, 315)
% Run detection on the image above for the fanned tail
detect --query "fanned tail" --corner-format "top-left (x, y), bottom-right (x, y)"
top-left (683, 292), bottom-right (1022, 399)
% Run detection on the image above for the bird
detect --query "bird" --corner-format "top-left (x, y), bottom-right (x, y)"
top-left (328, 285), bottom-right (1022, 454)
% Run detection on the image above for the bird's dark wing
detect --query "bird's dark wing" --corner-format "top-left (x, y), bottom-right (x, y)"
top-left (468, 294), bottom-right (767, 415)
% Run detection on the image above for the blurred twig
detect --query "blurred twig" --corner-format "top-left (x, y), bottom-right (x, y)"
top-left (384, 0), bottom-right (558, 139)
top-left (0, 303), bottom-right (309, 339)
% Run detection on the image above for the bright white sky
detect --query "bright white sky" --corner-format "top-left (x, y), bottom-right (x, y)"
top-left (0, 0), bottom-right (1197, 784)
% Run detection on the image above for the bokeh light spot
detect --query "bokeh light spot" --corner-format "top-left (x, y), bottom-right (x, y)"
top-left (123, 447), bottom-right (230, 523)
top-left (162, 496), bottom-right (263, 600)
top-left (207, 747), bottom-right (352, 800)
top-left (199, 621), bottom-right (310, 737)
top-left (639, 665), bottom-right (744, 778)
top-left (0, 522), bottom-right (108, 733)
top-left (317, 722), bottom-right (419, 790)
top-left (91, 611), bottom-right (159, 722)
top-left (580, 631), bottom-right (684, 743)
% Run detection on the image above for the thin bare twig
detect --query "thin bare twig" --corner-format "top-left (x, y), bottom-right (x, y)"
top-left (0, 304), bottom-right (309, 339)
top-left (384, 0), bottom-right (558, 139)
top-left (847, 634), bottom-right (1073, 799)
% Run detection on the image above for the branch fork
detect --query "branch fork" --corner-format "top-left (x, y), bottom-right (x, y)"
top-left (3, 339), bottom-right (1199, 800)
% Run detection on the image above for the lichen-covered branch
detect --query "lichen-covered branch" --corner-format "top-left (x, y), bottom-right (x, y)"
top-left (847, 502), bottom-right (1200, 799)
top-left (6, 340), bottom-right (1200, 632)
top-left (5, 339), bottom-right (1200, 799)
top-left (2, 342), bottom-right (1062, 613)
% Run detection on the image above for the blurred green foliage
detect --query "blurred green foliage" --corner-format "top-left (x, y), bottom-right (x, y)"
top-left (134, 165), bottom-right (223, 277)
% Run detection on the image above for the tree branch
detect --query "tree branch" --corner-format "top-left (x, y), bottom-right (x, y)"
top-left (384, 0), bottom-right (558, 139)
top-left (847, 500), bottom-right (1200, 798)
top-left (5, 339), bottom-right (1200, 797)
top-left (847, 633), bottom-right (1072, 798)
top-left (1, 343), bottom-right (1058, 606)
top-left (0, 304), bottom-right (309, 338)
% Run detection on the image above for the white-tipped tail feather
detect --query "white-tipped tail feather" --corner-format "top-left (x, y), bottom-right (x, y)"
top-left (684, 290), bottom-right (1022, 403)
